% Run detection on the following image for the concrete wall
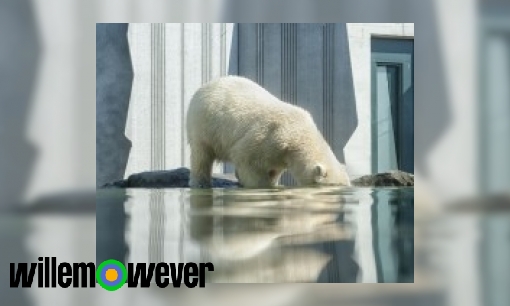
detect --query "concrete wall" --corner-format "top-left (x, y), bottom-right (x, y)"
top-left (125, 23), bottom-right (233, 177)
top-left (124, 23), bottom-right (414, 180)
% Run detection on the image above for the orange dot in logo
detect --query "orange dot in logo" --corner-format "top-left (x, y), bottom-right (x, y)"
top-left (105, 268), bottom-right (118, 282)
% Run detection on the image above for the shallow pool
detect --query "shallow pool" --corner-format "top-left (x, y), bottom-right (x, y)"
top-left (97, 187), bottom-right (414, 283)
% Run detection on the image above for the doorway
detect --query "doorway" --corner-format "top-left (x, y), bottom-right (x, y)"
top-left (371, 38), bottom-right (414, 174)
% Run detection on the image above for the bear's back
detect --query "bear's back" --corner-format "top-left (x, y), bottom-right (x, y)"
top-left (191, 76), bottom-right (307, 119)
top-left (187, 76), bottom-right (318, 154)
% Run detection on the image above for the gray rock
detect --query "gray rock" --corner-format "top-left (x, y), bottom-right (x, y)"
top-left (351, 171), bottom-right (414, 187)
top-left (101, 167), bottom-right (239, 188)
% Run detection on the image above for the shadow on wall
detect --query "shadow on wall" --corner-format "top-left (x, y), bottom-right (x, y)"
top-left (96, 24), bottom-right (133, 187)
top-left (0, 0), bottom-right (40, 208)
top-left (0, 4), bottom-right (40, 306)
top-left (226, 23), bottom-right (358, 185)
top-left (332, 23), bottom-right (358, 165)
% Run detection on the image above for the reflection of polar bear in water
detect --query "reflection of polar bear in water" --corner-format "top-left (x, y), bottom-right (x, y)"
top-left (187, 76), bottom-right (351, 188)
top-left (186, 189), bottom-right (351, 282)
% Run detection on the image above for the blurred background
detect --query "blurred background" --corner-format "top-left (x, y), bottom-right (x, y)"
top-left (0, 0), bottom-right (509, 305)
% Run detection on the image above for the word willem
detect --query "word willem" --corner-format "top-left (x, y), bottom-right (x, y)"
top-left (10, 257), bottom-right (214, 291)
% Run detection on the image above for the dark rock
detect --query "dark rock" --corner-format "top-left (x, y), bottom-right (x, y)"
top-left (102, 179), bottom-right (129, 188)
top-left (101, 167), bottom-right (239, 189)
top-left (352, 171), bottom-right (414, 187)
top-left (102, 168), bottom-right (413, 189)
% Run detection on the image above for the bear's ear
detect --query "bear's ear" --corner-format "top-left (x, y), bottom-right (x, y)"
top-left (313, 164), bottom-right (327, 183)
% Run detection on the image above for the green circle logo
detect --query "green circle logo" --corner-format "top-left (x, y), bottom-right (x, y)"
top-left (96, 259), bottom-right (127, 291)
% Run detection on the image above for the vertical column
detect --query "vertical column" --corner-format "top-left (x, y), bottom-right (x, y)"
top-left (281, 23), bottom-right (298, 105)
top-left (280, 23), bottom-right (299, 186)
top-left (323, 24), bottom-right (335, 146)
top-left (164, 23), bottom-right (184, 170)
top-left (151, 23), bottom-right (166, 171)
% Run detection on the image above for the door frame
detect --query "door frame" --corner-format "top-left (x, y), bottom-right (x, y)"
top-left (371, 38), bottom-right (414, 174)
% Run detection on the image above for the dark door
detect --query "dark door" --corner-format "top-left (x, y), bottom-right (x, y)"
top-left (371, 38), bottom-right (414, 174)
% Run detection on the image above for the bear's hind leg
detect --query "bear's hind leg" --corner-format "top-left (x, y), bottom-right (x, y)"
top-left (189, 145), bottom-right (214, 188)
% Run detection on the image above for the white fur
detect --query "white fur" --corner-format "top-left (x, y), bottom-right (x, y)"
top-left (187, 76), bottom-right (350, 188)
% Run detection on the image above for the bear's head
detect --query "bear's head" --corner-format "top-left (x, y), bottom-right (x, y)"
top-left (288, 140), bottom-right (351, 187)
top-left (309, 161), bottom-right (351, 187)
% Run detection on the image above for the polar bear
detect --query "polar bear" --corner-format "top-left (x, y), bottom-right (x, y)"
top-left (186, 76), bottom-right (350, 188)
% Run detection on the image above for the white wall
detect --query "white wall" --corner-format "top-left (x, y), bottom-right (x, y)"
top-left (125, 23), bottom-right (234, 177)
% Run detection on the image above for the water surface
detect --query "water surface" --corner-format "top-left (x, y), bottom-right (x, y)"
top-left (97, 187), bottom-right (413, 283)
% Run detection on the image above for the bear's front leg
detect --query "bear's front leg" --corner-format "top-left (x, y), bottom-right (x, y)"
top-left (189, 148), bottom-right (214, 188)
